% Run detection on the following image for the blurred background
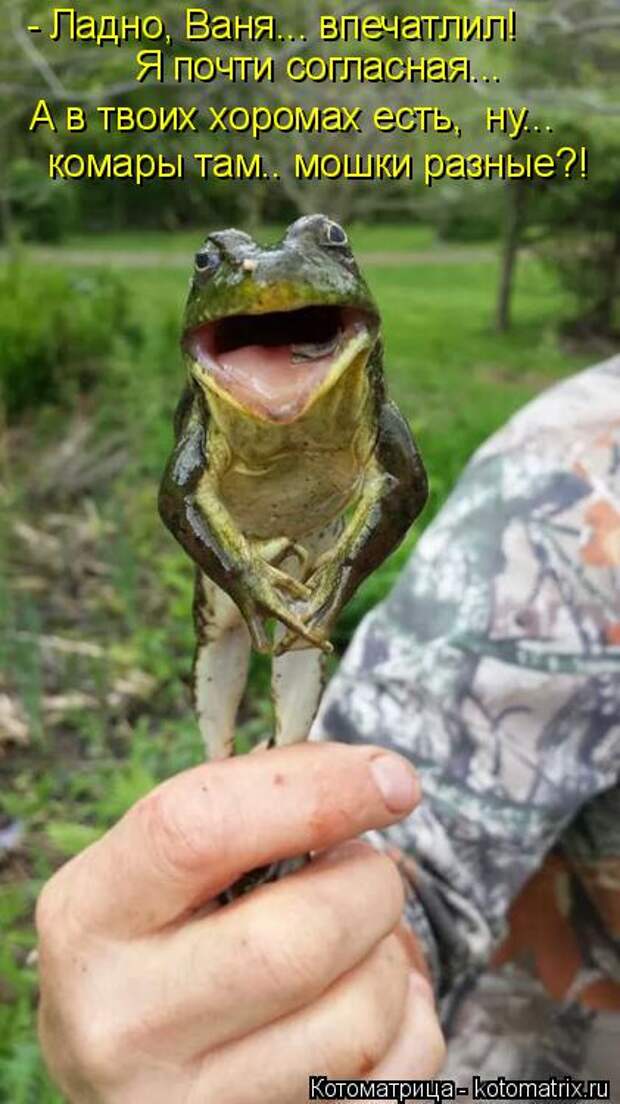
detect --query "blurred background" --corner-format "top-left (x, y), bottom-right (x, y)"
top-left (1, 0), bottom-right (620, 1097)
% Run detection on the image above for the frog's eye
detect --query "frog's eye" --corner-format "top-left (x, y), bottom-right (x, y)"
top-left (194, 246), bottom-right (219, 276)
top-left (324, 221), bottom-right (348, 247)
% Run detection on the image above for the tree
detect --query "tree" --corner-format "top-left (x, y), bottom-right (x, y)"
top-left (537, 127), bottom-right (620, 339)
top-left (487, 0), bottom-right (620, 331)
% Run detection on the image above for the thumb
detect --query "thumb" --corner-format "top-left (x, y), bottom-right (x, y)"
top-left (45, 741), bottom-right (420, 938)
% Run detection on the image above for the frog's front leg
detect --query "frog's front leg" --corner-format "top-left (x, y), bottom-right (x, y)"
top-left (275, 400), bottom-right (428, 655)
top-left (159, 420), bottom-right (328, 655)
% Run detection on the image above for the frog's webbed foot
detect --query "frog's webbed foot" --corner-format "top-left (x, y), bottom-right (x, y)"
top-left (274, 550), bottom-right (345, 656)
top-left (264, 562), bottom-right (310, 601)
top-left (238, 602), bottom-right (271, 654)
top-left (236, 561), bottom-right (330, 655)
top-left (258, 536), bottom-right (311, 575)
top-left (273, 624), bottom-right (331, 657)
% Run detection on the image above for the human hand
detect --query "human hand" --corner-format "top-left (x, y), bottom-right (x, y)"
top-left (36, 741), bottom-right (445, 1102)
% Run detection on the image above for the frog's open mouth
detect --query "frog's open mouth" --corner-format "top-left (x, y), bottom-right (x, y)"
top-left (184, 305), bottom-right (375, 423)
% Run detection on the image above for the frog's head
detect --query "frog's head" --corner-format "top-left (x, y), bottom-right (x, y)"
top-left (182, 214), bottom-right (380, 424)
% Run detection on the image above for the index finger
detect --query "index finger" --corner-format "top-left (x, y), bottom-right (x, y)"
top-left (45, 742), bottom-right (419, 937)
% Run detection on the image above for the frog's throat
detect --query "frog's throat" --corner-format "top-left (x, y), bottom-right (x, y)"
top-left (184, 308), bottom-right (375, 425)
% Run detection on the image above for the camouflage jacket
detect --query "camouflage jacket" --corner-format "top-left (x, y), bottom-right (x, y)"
top-left (314, 356), bottom-right (620, 1086)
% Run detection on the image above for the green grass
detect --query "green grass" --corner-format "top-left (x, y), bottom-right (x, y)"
top-left (0, 227), bottom-right (590, 1099)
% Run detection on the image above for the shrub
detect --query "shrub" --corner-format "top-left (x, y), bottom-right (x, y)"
top-left (7, 159), bottom-right (76, 244)
top-left (530, 126), bottom-right (620, 339)
top-left (0, 263), bottom-right (131, 420)
top-left (433, 183), bottom-right (503, 244)
top-left (540, 230), bottom-right (620, 339)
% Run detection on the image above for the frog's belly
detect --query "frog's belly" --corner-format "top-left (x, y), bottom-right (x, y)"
top-left (219, 452), bottom-right (361, 539)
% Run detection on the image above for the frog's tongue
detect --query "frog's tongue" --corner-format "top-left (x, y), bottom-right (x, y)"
top-left (215, 343), bottom-right (336, 422)
top-left (185, 306), bottom-right (365, 423)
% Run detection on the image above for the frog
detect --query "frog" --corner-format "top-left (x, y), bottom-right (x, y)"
top-left (158, 214), bottom-right (428, 763)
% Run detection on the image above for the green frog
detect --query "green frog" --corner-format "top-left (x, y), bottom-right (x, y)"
top-left (159, 215), bottom-right (428, 761)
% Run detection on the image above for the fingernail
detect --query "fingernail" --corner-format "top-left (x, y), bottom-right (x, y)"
top-left (370, 754), bottom-right (419, 813)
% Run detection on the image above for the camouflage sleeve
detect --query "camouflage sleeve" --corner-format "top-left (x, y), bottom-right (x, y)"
top-left (313, 357), bottom-right (620, 1008)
